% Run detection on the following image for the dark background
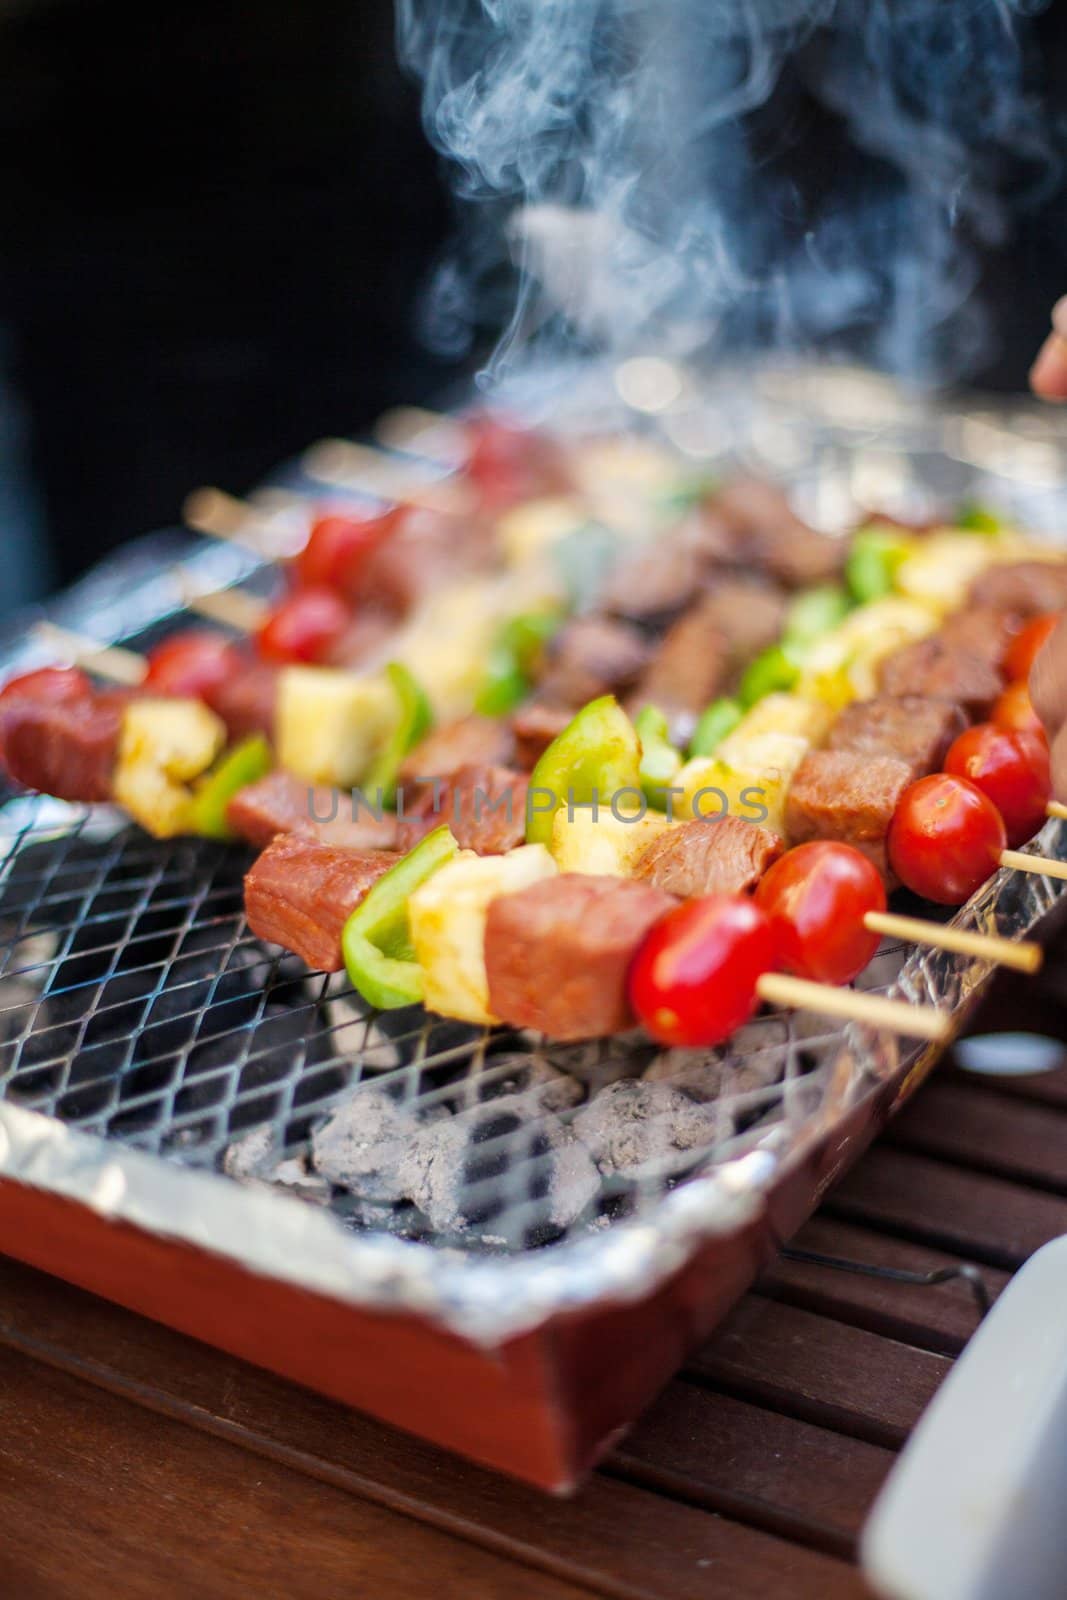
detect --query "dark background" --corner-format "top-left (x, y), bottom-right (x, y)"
top-left (1, 0), bottom-right (1066, 609)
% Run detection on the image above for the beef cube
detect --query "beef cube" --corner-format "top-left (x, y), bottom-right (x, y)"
top-left (713, 479), bottom-right (844, 586)
top-left (204, 662), bottom-right (278, 743)
top-left (698, 577), bottom-right (788, 664)
top-left (825, 696), bottom-right (967, 781)
top-left (536, 617), bottom-right (651, 708)
top-left (485, 874), bottom-right (675, 1040)
top-left (397, 714), bottom-right (515, 790)
top-left (510, 702), bottom-right (572, 771)
top-left (601, 507), bottom-right (735, 622)
top-left (879, 636), bottom-right (1002, 720)
top-left (244, 835), bottom-right (399, 972)
top-left (634, 816), bottom-right (784, 899)
top-left (627, 605), bottom-right (729, 742)
top-left (396, 763), bottom-right (528, 855)
top-left (936, 607), bottom-right (1022, 671)
top-left (226, 771), bottom-right (398, 852)
top-left (968, 561), bottom-right (1067, 616)
top-left (785, 750), bottom-right (914, 879)
top-left (0, 690), bottom-right (131, 803)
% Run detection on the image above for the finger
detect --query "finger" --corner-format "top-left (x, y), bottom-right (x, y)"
top-left (1030, 333), bottom-right (1067, 401)
top-left (1050, 718), bottom-right (1067, 804)
top-left (1029, 612), bottom-right (1067, 736)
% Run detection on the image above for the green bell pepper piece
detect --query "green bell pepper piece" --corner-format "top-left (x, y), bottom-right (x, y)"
top-left (475, 609), bottom-right (562, 718)
top-left (634, 705), bottom-right (682, 809)
top-left (342, 825), bottom-right (459, 1010)
top-left (689, 696), bottom-right (743, 758)
top-left (526, 694), bottom-right (642, 846)
top-left (363, 662), bottom-right (433, 809)
top-left (190, 735), bottom-right (272, 840)
top-left (955, 501), bottom-right (1003, 535)
top-left (845, 527), bottom-right (912, 603)
top-left (783, 584), bottom-right (852, 649)
top-left (738, 644), bottom-right (801, 709)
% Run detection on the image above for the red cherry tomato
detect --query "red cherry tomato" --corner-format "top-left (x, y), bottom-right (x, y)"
top-left (465, 416), bottom-right (546, 510)
top-left (0, 666), bottom-right (92, 705)
top-left (888, 774), bottom-right (1006, 905)
top-left (992, 680), bottom-right (1048, 745)
top-left (255, 587), bottom-right (352, 665)
top-left (144, 630), bottom-right (241, 700)
top-left (754, 841), bottom-right (886, 986)
top-left (944, 721), bottom-right (1051, 847)
top-left (627, 895), bottom-right (777, 1048)
top-left (295, 509), bottom-right (399, 597)
top-left (1004, 613), bottom-right (1059, 684)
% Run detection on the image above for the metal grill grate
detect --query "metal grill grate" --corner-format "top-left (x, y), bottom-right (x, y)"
top-left (0, 793), bottom-right (918, 1254)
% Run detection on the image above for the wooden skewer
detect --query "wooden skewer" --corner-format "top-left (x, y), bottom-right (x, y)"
top-left (301, 438), bottom-right (476, 514)
top-left (373, 405), bottom-right (468, 463)
top-left (33, 623), bottom-right (145, 686)
top-left (1000, 848), bottom-right (1067, 882)
top-left (865, 910), bottom-right (1042, 975)
top-left (179, 582), bottom-right (269, 633)
top-left (182, 486), bottom-right (306, 559)
top-left (1047, 800), bottom-right (1067, 822)
top-left (757, 973), bottom-right (951, 1043)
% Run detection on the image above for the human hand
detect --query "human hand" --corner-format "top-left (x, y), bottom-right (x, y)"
top-left (1030, 616), bottom-right (1067, 799)
top-left (1030, 297), bottom-right (1067, 401)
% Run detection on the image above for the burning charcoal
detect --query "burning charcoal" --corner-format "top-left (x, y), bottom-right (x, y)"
top-left (572, 1079), bottom-right (723, 1178)
top-left (396, 1095), bottom-right (599, 1235)
top-left (540, 1035), bottom-right (658, 1094)
top-left (643, 1035), bottom-right (785, 1102)
top-left (310, 1085), bottom-right (448, 1200)
top-left (222, 1123), bottom-right (331, 1204)
top-left (272, 1155), bottom-right (332, 1205)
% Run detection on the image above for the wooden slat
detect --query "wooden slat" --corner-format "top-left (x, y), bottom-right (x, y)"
top-left (0, 1257), bottom-right (866, 1600)
top-left (0, 1345), bottom-right (586, 1600)
top-left (687, 1300), bottom-right (950, 1450)
top-left (612, 1382), bottom-right (892, 1559)
top-left (826, 1145), bottom-right (1067, 1269)
top-left (758, 1215), bottom-right (1007, 1356)
top-left (945, 1056), bottom-right (1067, 1111)
top-left (887, 1079), bottom-right (1067, 1192)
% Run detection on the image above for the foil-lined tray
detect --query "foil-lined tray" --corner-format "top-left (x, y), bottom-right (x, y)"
top-left (0, 367), bottom-right (1064, 1351)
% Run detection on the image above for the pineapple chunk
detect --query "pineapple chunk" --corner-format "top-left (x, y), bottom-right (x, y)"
top-left (676, 733), bottom-right (809, 837)
top-left (275, 667), bottom-right (398, 787)
top-left (409, 845), bottom-right (557, 1024)
top-left (550, 804), bottom-right (673, 877)
top-left (895, 533), bottom-right (1002, 615)
top-left (796, 597), bottom-right (938, 709)
top-left (114, 697), bottom-right (227, 838)
top-left (716, 694), bottom-right (834, 761)
top-left (496, 497), bottom-right (587, 567)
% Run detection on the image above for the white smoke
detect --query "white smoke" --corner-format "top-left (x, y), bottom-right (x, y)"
top-left (396, 0), bottom-right (1059, 386)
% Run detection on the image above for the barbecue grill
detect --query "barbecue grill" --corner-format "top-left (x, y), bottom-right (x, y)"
top-left (1, 367), bottom-right (1064, 1491)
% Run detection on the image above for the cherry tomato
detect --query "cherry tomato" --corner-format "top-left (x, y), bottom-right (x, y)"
top-left (255, 587), bottom-right (352, 665)
top-left (944, 721), bottom-right (1051, 847)
top-left (144, 630), bottom-right (241, 700)
top-left (465, 416), bottom-right (547, 510)
top-left (1004, 614), bottom-right (1060, 684)
top-left (888, 774), bottom-right (1006, 905)
top-left (627, 895), bottom-right (777, 1048)
top-left (754, 841), bottom-right (886, 986)
top-left (0, 666), bottom-right (92, 705)
top-left (295, 509), bottom-right (399, 597)
top-left (992, 680), bottom-right (1048, 744)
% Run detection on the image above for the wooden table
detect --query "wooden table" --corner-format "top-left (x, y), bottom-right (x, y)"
top-left (1, 948), bottom-right (1065, 1600)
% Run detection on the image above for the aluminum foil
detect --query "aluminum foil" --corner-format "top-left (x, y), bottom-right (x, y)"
top-left (0, 368), bottom-right (1064, 1348)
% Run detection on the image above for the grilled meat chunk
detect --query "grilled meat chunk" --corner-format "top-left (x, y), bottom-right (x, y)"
top-left (935, 607), bottom-right (1022, 671)
top-left (878, 636), bottom-right (1002, 720)
top-left (536, 617), bottom-right (651, 709)
top-left (226, 771), bottom-right (399, 852)
top-left (627, 605), bottom-right (729, 742)
top-left (397, 714), bottom-right (516, 789)
top-left (601, 507), bottom-right (735, 623)
top-left (0, 690), bottom-right (131, 802)
top-left (825, 696), bottom-right (967, 781)
top-left (634, 817), bottom-right (784, 899)
top-left (244, 834), bottom-right (398, 972)
top-left (396, 763), bottom-right (529, 855)
top-left (785, 750), bottom-right (914, 879)
top-left (510, 702), bottom-right (572, 771)
top-left (713, 479), bottom-right (844, 586)
top-left (357, 505), bottom-right (495, 616)
top-left (699, 577), bottom-right (788, 664)
top-left (485, 874), bottom-right (675, 1040)
top-left (204, 662), bottom-right (278, 743)
top-left (968, 561), bottom-right (1067, 616)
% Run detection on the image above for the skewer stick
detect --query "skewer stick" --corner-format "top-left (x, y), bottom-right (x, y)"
top-left (757, 973), bottom-right (951, 1043)
top-left (33, 623), bottom-right (145, 686)
top-left (373, 405), bottom-right (467, 462)
top-left (1046, 800), bottom-right (1067, 822)
top-left (182, 486), bottom-right (304, 559)
top-left (1000, 848), bottom-right (1067, 882)
top-left (301, 437), bottom-right (476, 514)
top-left (179, 583), bottom-right (269, 633)
top-left (864, 910), bottom-right (1042, 975)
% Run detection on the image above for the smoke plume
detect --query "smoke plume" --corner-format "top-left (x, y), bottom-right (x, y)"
top-left (396, 0), bottom-right (1060, 386)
